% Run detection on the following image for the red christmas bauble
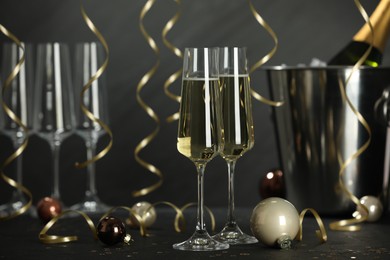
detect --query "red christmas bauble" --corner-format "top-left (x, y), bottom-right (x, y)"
top-left (259, 169), bottom-right (286, 199)
top-left (36, 197), bottom-right (62, 223)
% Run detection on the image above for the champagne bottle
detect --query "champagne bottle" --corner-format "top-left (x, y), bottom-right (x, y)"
top-left (328, 0), bottom-right (390, 67)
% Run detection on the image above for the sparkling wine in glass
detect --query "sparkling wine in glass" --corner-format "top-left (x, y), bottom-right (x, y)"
top-left (69, 42), bottom-right (110, 213)
top-left (173, 47), bottom-right (229, 251)
top-left (213, 47), bottom-right (257, 244)
top-left (0, 43), bottom-right (34, 217)
top-left (33, 42), bottom-right (75, 204)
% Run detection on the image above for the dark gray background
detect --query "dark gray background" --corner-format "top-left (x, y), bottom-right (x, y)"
top-left (1, 0), bottom-right (389, 209)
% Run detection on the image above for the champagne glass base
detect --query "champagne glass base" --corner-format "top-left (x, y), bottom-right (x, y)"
top-left (0, 192), bottom-right (29, 218)
top-left (0, 201), bottom-right (24, 218)
top-left (173, 230), bottom-right (230, 251)
top-left (213, 224), bottom-right (258, 245)
top-left (69, 194), bottom-right (110, 214)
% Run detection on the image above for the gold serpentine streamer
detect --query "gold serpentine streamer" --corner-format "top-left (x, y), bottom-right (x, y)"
top-left (162, 0), bottom-right (182, 123)
top-left (0, 25), bottom-right (33, 221)
top-left (296, 208), bottom-right (327, 243)
top-left (39, 202), bottom-right (187, 244)
top-left (141, 201), bottom-right (185, 235)
top-left (75, 2), bottom-right (113, 169)
top-left (103, 202), bottom-right (185, 237)
top-left (39, 210), bottom-right (97, 244)
top-left (247, 0), bottom-right (283, 107)
top-left (101, 206), bottom-right (144, 235)
top-left (133, 0), bottom-right (163, 197)
top-left (329, 0), bottom-right (373, 231)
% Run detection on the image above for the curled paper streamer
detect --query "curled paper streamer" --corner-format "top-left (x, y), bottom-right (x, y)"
top-left (296, 208), bottom-right (327, 243)
top-left (39, 207), bottom-right (138, 244)
top-left (39, 210), bottom-right (97, 244)
top-left (162, 0), bottom-right (182, 123)
top-left (0, 24), bottom-right (33, 221)
top-left (247, 0), bottom-right (283, 107)
top-left (39, 202), bottom-right (185, 244)
top-left (101, 206), bottom-right (147, 236)
top-left (329, 77), bottom-right (371, 231)
top-left (139, 201), bottom-right (185, 236)
top-left (75, 2), bottom-right (113, 169)
top-left (133, 0), bottom-right (163, 197)
top-left (329, 0), bottom-right (373, 231)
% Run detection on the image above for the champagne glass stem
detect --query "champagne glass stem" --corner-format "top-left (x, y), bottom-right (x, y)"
top-left (196, 162), bottom-right (206, 232)
top-left (0, 137), bottom-right (25, 214)
top-left (15, 141), bottom-right (23, 187)
top-left (14, 137), bottom-right (24, 194)
top-left (50, 141), bottom-right (61, 199)
top-left (213, 158), bottom-right (257, 244)
top-left (226, 159), bottom-right (237, 226)
top-left (8, 137), bottom-right (24, 204)
top-left (69, 134), bottom-right (109, 213)
top-left (85, 139), bottom-right (97, 197)
top-left (173, 161), bottom-right (229, 251)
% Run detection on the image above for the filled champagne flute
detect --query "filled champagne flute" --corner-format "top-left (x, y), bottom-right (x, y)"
top-left (213, 47), bottom-right (257, 244)
top-left (69, 42), bottom-right (110, 213)
top-left (0, 43), bottom-right (34, 216)
top-left (33, 42), bottom-right (75, 204)
top-left (173, 47), bottom-right (229, 251)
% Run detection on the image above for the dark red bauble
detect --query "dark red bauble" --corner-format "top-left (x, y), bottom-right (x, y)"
top-left (259, 169), bottom-right (286, 199)
top-left (97, 216), bottom-right (126, 246)
top-left (36, 197), bottom-right (62, 223)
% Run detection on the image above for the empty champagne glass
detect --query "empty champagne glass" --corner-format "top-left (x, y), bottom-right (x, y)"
top-left (33, 42), bottom-right (75, 205)
top-left (69, 42), bottom-right (110, 213)
top-left (173, 47), bottom-right (229, 251)
top-left (0, 43), bottom-right (34, 216)
top-left (213, 47), bottom-right (257, 244)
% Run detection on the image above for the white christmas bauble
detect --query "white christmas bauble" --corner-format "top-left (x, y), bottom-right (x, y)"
top-left (128, 201), bottom-right (157, 228)
top-left (250, 197), bottom-right (299, 248)
top-left (357, 196), bottom-right (383, 222)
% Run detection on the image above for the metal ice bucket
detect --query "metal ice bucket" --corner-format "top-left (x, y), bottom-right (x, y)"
top-left (266, 66), bottom-right (390, 215)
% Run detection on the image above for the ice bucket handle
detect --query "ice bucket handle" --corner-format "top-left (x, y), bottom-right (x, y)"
top-left (375, 86), bottom-right (390, 127)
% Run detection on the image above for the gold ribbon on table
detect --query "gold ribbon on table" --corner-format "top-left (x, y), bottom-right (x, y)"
top-left (162, 0), bottom-right (182, 123)
top-left (111, 201), bottom-right (186, 237)
top-left (141, 201), bottom-right (185, 236)
top-left (75, 2), bottom-right (113, 169)
top-left (132, 0), bottom-right (163, 197)
top-left (0, 24), bottom-right (33, 221)
top-left (247, 0), bottom-right (284, 107)
top-left (329, 0), bottom-right (373, 231)
top-left (296, 208), bottom-right (327, 243)
top-left (39, 210), bottom-right (98, 244)
top-left (39, 201), bottom-right (188, 244)
top-left (100, 206), bottom-right (146, 236)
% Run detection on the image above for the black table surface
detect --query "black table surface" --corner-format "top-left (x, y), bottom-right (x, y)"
top-left (1, 208), bottom-right (390, 260)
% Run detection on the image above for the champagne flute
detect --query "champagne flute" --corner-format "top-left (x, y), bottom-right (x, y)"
top-left (0, 43), bottom-right (34, 216)
top-left (173, 47), bottom-right (229, 251)
top-left (213, 47), bottom-right (257, 244)
top-left (69, 42), bottom-right (110, 213)
top-left (33, 42), bottom-right (75, 204)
